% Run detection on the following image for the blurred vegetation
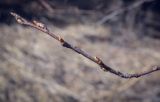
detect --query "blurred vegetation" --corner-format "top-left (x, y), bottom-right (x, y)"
top-left (0, 0), bottom-right (160, 102)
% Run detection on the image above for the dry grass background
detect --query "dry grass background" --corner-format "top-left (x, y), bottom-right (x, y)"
top-left (0, 22), bottom-right (160, 102)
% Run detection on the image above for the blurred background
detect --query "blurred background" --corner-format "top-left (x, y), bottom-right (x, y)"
top-left (0, 0), bottom-right (160, 102)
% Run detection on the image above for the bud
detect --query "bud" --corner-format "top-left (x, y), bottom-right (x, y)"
top-left (17, 18), bottom-right (23, 23)
top-left (58, 35), bottom-right (65, 44)
top-left (94, 56), bottom-right (102, 65)
top-left (100, 67), bottom-right (107, 72)
top-left (33, 20), bottom-right (48, 31)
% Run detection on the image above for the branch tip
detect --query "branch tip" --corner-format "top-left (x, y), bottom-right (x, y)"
top-left (10, 12), bottom-right (27, 24)
top-left (10, 12), bottom-right (17, 17)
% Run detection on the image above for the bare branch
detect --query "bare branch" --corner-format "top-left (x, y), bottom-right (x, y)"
top-left (10, 12), bottom-right (160, 78)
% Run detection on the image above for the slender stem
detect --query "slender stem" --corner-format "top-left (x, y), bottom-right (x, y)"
top-left (10, 12), bottom-right (160, 78)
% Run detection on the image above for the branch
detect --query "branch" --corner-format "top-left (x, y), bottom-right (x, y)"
top-left (10, 12), bottom-right (160, 78)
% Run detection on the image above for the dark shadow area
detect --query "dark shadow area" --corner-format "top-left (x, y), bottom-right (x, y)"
top-left (0, 0), bottom-right (159, 31)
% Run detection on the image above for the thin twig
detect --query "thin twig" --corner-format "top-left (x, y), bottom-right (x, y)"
top-left (97, 0), bottom-right (154, 25)
top-left (10, 12), bottom-right (160, 78)
top-left (37, 0), bottom-right (54, 13)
